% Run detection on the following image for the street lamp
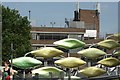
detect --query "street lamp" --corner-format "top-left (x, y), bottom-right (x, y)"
top-left (28, 10), bottom-right (31, 20)
top-left (50, 22), bottom-right (55, 27)
top-left (11, 43), bottom-right (14, 79)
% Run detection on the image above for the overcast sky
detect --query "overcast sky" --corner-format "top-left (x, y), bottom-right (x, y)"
top-left (2, 2), bottom-right (118, 37)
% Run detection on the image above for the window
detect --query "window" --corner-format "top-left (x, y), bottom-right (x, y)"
top-left (47, 33), bottom-right (67, 40)
top-left (37, 33), bottom-right (68, 40)
top-left (39, 34), bottom-right (45, 40)
top-left (45, 34), bottom-right (52, 40)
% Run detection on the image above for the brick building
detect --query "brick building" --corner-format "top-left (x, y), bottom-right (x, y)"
top-left (65, 3), bottom-right (100, 39)
top-left (66, 9), bottom-right (100, 39)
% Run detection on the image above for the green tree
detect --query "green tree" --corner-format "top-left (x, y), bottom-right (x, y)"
top-left (2, 6), bottom-right (32, 61)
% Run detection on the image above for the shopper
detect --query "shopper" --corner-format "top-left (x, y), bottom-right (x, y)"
top-left (2, 61), bottom-right (14, 80)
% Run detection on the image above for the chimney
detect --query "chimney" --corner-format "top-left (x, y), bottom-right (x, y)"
top-left (96, 2), bottom-right (100, 14)
top-left (73, 2), bottom-right (80, 21)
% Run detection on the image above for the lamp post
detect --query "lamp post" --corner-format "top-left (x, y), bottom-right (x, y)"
top-left (50, 22), bottom-right (55, 27)
top-left (28, 10), bottom-right (31, 20)
top-left (11, 43), bottom-right (13, 65)
top-left (11, 43), bottom-right (14, 79)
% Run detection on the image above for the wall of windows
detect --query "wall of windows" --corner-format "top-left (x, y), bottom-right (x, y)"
top-left (32, 33), bottom-right (68, 40)
top-left (32, 33), bottom-right (83, 41)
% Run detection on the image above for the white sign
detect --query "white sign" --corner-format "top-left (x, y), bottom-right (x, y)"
top-left (84, 30), bottom-right (97, 37)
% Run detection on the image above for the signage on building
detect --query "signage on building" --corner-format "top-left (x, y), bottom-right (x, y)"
top-left (84, 30), bottom-right (97, 37)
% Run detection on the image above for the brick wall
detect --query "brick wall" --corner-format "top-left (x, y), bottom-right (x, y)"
top-left (79, 9), bottom-right (100, 38)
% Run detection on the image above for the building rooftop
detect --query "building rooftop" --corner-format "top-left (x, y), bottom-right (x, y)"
top-left (31, 27), bottom-right (85, 33)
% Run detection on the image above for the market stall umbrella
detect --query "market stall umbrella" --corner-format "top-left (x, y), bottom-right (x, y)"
top-left (113, 32), bottom-right (120, 40)
top-left (12, 57), bottom-right (42, 78)
top-left (53, 38), bottom-right (86, 61)
top-left (12, 57), bottom-right (42, 69)
top-left (78, 67), bottom-right (106, 77)
top-left (97, 39), bottom-right (119, 50)
top-left (53, 38), bottom-right (86, 49)
top-left (97, 57), bottom-right (120, 67)
top-left (54, 57), bottom-right (86, 68)
top-left (77, 48), bottom-right (107, 59)
top-left (32, 67), bottom-right (64, 78)
top-left (30, 47), bottom-right (64, 58)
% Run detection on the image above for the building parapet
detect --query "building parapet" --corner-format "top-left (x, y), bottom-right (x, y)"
top-left (31, 27), bottom-right (86, 33)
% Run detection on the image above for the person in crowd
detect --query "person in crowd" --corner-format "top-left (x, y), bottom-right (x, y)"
top-left (2, 61), bottom-right (14, 80)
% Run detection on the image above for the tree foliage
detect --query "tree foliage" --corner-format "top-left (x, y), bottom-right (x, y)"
top-left (2, 6), bottom-right (32, 61)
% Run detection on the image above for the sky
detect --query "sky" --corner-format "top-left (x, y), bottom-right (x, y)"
top-left (2, 2), bottom-right (119, 37)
